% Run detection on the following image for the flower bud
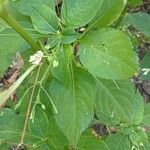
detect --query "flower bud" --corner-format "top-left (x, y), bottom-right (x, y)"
top-left (0, 0), bottom-right (8, 16)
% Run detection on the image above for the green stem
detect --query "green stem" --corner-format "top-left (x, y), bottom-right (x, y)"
top-left (1, 14), bottom-right (40, 50)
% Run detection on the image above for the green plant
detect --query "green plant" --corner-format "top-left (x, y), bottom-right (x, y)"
top-left (0, 0), bottom-right (150, 149)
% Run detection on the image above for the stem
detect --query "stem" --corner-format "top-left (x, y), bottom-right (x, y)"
top-left (1, 14), bottom-right (40, 50)
top-left (19, 65), bottom-right (41, 145)
top-left (0, 65), bottom-right (38, 109)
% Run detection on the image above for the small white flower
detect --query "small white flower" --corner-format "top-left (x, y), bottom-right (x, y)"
top-left (29, 51), bottom-right (43, 65)
top-left (53, 60), bottom-right (59, 68)
top-left (79, 27), bottom-right (86, 32)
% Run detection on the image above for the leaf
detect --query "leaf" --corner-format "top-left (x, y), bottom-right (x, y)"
top-left (29, 106), bottom-right (49, 138)
top-left (13, 0), bottom-right (55, 16)
top-left (0, 28), bottom-right (29, 74)
top-left (0, 17), bottom-right (43, 74)
top-left (47, 34), bottom-right (60, 48)
top-left (0, 109), bottom-right (37, 148)
top-left (61, 0), bottom-right (103, 29)
top-left (105, 133), bottom-right (131, 150)
top-left (123, 12), bottom-right (150, 38)
top-left (142, 103), bottom-right (150, 126)
top-left (141, 52), bottom-right (150, 80)
top-left (128, 127), bottom-right (149, 150)
top-left (0, 109), bottom-right (24, 143)
top-left (79, 28), bottom-right (139, 79)
top-left (61, 28), bottom-right (80, 44)
top-left (49, 67), bottom-right (96, 146)
top-left (51, 45), bottom-right (72, 84)
top-left (128, 0), bottom-right (142, 6)
top-left (90, 0), bottom-right (127, 28)
top-left (77, 131), bottom-right (109, 150)
top-left (0, 2), bottom-right (44, 74)
top-left (40, 87), bottom-right (69, 150)
top-left (0, 106), bottom-right (66, 149)
top-left (95, 79), bottom-right (144, 126)
top-left (31, 4), bottom-right (58, 34)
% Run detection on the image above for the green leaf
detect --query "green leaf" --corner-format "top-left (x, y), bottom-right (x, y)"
top-left (0, 20), bottom-right (43, 74)
top-left (0, 1), bottom-right (44, 74)
top-left (128, 127), bottom-right (149, 150)
top-left (0, 106), bottom-right (67, 149)
top-left (105, 133), bottom-right (131, 150)
top-left (61, 28), bottom-right (80, 44)
top-left (29, 106), bottom-right (49, 138)
top-left (0, 109), bottom-right (37, 149)
top-left (0, 28), bottom-right (29, 74)
top-left (79, 28), bottom-right (139, 79)
top-left (48, 116), bottom-right (69, 150)
top-left (40, 88), bottom-right (69, 150)
top-left (31, 4), bottom-right (58, 34)
top-left (77, 131), bottom-right (109, 150)
top-left (90, 0), bottom-right (127, 28)
top-left (128, 0), bottom-right (143, 7)
top-left (141, 52), bottom-right (150, 80)
top-left (51, 45), bottom-right (72, 84)
top-left (0, 109), bottom-right (24, 143)
top-left (0, 144), bottom-right (8, 150)
top-left (142, 103), bottom-right (150, 126)
top-left (13, 0), bottom-right (55, 16)
top-left (47, 34), bottom-right (60, 48)
top-left (49, 67), bottom-right (96, 146)
top-left (95, 79), bottom-right (144, 126)
top-left (123, 12), bottom-right (150, 38)
top-left (61, 0), bottom-right (103, 29)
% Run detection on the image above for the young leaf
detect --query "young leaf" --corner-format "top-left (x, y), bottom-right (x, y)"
top-left (31, 4), bottom-right (58, 34)
top-left (79, 28), bottom-right (139, 79)
top-left (61, 0), bottom-right (103, 29)
top-left (49, 67), bottom-right (96, 146)
top-left (123, 12), bottom-right (150, 38)
top-left (90, 0), bottom-right (127, 28)
top-left (95, 79), bottom-right (144, 126)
